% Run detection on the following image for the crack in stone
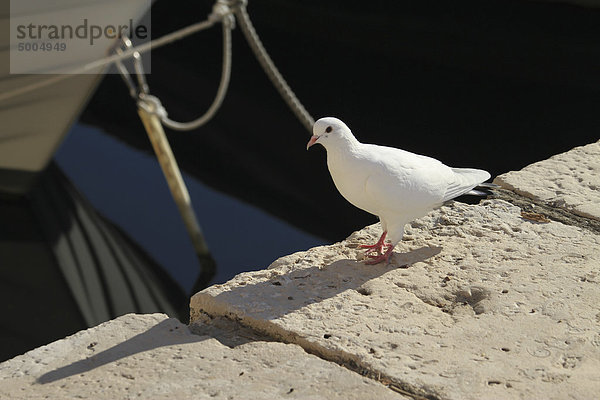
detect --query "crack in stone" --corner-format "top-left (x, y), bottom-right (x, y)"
top-left (493, 189), bottom-right (600, 234)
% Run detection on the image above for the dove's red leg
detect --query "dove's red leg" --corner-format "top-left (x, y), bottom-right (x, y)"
top-left (359, 231), bottom-right (389, 255)
top-left (364, 245), bottom-right (394, 265)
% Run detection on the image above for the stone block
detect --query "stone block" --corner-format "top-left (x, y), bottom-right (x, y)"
top-left (495, 141), bottom-right (600, 221)
top-left (192, 200), bottom-right (600, 400)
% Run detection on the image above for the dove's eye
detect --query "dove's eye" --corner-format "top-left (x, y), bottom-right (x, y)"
top-left (325, 126), bottom-right (332, 133)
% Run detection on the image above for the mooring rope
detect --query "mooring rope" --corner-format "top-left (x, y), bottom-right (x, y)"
top-left (233, 0), bottom-right (315, 132)
top-left (149, 0), bottom-right (315, 132)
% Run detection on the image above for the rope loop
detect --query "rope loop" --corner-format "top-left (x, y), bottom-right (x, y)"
top-left (159, 12), bottom-right (234, 131)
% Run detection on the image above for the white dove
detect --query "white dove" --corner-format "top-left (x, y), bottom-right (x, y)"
top-left (307, 117), bottom-right (491, 264)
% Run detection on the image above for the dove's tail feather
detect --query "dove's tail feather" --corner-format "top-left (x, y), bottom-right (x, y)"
top-left (464, 182), bottom-right (500, 196)
top-left (442, 168), bottom-right (492, 202)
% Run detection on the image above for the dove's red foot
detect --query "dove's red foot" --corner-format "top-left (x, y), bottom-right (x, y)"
top-left (360, 231), bottom-right (389, 255)
top-left (364, 245), bottom-right (394, 265)
top-left (360, 231), bottom-right (394, 264)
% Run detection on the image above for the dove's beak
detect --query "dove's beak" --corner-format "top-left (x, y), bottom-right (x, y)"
top-left (306, 135), bottom-right (319, 150)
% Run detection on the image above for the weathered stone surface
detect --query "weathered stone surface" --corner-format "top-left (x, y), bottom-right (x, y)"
top-left (494, 140), bottom-right (600, 221)
top-left (191, 200), bottom-right (600, 400)
top-left (0, 313), bottom-right (406, 400)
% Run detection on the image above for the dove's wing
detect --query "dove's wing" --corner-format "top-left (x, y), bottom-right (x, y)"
top-left (358, 144), bottom-right (456, 217)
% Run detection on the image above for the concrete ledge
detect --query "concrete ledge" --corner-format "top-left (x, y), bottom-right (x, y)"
top-left (494, 140), bottom-right (600, 221)
top-left (0, 313), bottom-right (406, 399)
top-left (191, 200), bottom-right (600, 400)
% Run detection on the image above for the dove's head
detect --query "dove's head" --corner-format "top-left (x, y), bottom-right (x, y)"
top-left (306, 117), bottom-right (355, 150)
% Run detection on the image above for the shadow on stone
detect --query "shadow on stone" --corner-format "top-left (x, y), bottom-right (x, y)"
top-left (36, 319), bottom-right (204, 384)
top-left (390, 246), bottom-right (442, 269)
top-left (194, 246), bottom-right (443, 323)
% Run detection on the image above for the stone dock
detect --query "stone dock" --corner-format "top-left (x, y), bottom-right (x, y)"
top-left (1, 141), bottom-right (599, 399)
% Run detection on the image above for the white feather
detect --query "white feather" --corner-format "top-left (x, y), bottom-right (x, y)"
top-left (443, 168), bottom-right (492, 202)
